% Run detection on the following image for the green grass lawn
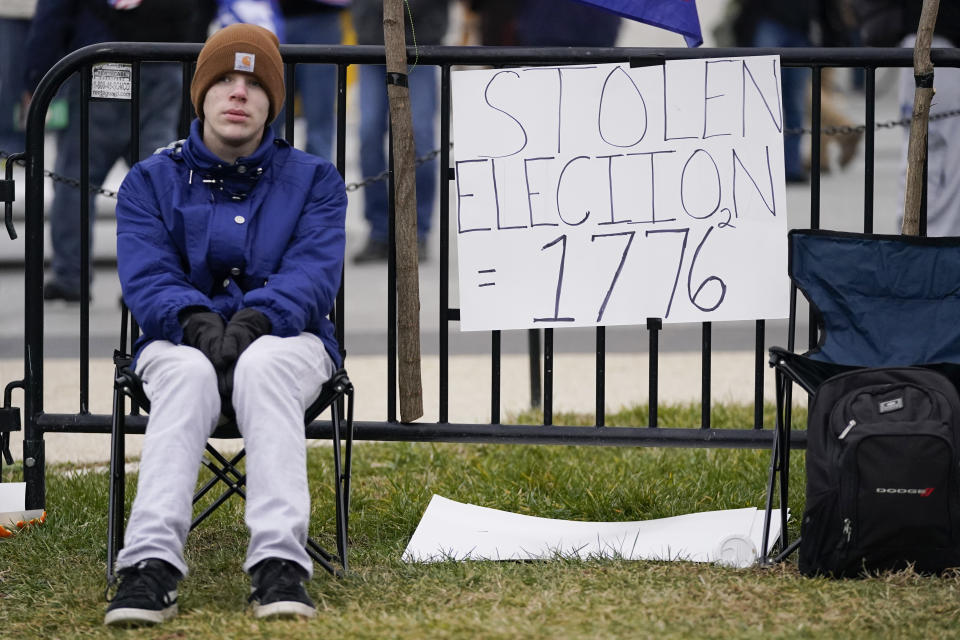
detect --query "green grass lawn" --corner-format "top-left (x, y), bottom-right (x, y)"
top-left (2, 404), bottom-right (960, 639)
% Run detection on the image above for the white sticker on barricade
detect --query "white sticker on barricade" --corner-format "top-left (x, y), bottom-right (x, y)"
top-left (452, 57), bottom-right (790, 331)
top-left (91, 63), bottom-right (133, 100)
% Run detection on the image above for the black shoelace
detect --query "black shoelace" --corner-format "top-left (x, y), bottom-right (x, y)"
top-left (249, 560), bottom-right (305, 603)
top-left (110, 566), bottom-right (173, 605)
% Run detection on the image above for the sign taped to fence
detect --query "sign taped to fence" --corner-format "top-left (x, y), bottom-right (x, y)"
top-left (452, 56), bottom-right (790, 331)
top-left (91, 63), bottom-right (133, 100)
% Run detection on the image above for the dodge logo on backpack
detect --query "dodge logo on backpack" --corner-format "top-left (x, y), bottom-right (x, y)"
top-left (799, 367), bottom-right (960, 577)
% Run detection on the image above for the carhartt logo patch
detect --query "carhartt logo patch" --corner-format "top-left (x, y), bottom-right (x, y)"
top-left (234, 52), bottom-right (255, 72)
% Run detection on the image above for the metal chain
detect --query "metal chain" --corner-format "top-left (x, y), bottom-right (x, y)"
top-left (4, 110), bottom-right (959, 198)
top-left (784, 107), bottom-right (960, 136)
top-left (1, 147), bottom-right (445, 199)
top-left (344, 147), bottom-right (443, 192)
top-left (0, 152), bottom-right (119, 198)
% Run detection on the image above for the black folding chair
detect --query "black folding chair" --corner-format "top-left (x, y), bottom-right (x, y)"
top-left (762, 229), bottom-right (960, 562)
top-left (106, 303), bottom-right (355, 586)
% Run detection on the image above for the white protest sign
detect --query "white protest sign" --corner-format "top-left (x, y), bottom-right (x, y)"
top-left (452, 57), bottom-right (790, 331)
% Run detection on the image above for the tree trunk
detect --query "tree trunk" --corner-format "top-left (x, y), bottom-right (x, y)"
top-left (901, 0), bottom-right (940, 236)
top-left (382, 0), bottom-right (423, 421)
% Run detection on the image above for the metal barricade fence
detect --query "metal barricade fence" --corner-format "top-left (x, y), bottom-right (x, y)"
top-left (4, 43), bottom-right (959, 510)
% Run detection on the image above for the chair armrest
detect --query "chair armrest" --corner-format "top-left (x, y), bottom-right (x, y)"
top-left (305, 368), bottom-right (352, 423)
top-left (114, 349), bottom-right (151, 413)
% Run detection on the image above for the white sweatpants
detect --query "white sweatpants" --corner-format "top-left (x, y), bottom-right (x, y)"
top-left (115, 333), bottom-right (336, 579)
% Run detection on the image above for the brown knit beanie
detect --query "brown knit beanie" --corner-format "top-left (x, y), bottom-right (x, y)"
top-left (190, 23), bottom-right (285, 123)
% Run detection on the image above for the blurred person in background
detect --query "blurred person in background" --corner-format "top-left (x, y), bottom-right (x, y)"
top-left (811, 1), bottom-right (862, 174)
top-left (24, 0), bottom-right (193, 302)
top-left (515, 0), bottom-right (621, 47)
top-left (853, 0), bottom-right (960, 236)
top-left (464, 0), bottom-right (620, 47)
top-left (729, 1), bottom-right (863, 182)
top-left (350, 0), bottom-right (451, 263)
top-left (737, 2), bottom-right (813, 183)
top-left (276, 0), bottom-right (350, 160)
top-left (0, 0), bottom-right (36, 157)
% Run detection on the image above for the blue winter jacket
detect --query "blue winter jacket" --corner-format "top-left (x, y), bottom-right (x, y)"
top-left (116, 120), bottom-right (347, 367)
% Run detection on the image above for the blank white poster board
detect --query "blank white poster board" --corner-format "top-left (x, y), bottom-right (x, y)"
top-left (0, 482), bottom-right (43, 529)
top-left (452, 57), bottom-right (790, 331)
top-left (403, 495), bottom-right (783, 567)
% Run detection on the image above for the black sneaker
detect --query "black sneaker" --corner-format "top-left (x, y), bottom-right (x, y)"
top-left (352, 237), bottom-right (389, 264)
top-left (104, 558), bottom-right (181, 626)
top-left (43, 279), bottom-right (86, 303)
top-left (248, 558), bottom-right (316, 619)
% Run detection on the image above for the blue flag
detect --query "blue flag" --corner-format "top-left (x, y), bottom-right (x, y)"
top-left (216, 0), bottom-right (285, 41)
top-left (571, 0), bottom-right (702, 47)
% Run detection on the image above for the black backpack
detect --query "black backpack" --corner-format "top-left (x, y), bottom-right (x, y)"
top-left (799, 367), bottom-right (960, 577)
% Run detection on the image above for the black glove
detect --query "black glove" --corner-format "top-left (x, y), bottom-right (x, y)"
top-left (215, 308), bottom-right (272, 369)
top-left (180, 310), bottom-right (225, 363)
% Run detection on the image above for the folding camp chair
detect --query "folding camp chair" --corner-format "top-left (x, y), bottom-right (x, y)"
top-left (106, 303), bottom-right (355, 586)
top-left (762, 229), bottom-right (960, 562)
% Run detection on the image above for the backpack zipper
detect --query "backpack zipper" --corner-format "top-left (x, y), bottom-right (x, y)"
top-left (838, 419), bottom-right (856, 440)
